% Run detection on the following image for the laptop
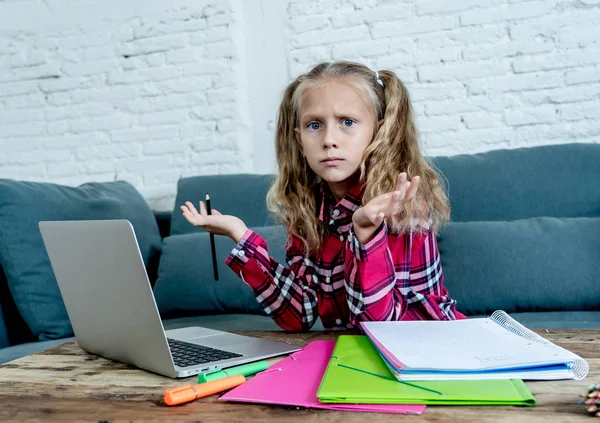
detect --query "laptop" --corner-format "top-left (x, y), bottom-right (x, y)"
top-left (38, 219), bottom-right (300, 378)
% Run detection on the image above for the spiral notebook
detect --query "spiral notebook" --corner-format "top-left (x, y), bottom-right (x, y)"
top-left (220, 340), bottom-right (425, 414)
top-left (361, 310), bottom-right (589, 381)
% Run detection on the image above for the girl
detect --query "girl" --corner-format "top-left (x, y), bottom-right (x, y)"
top-left (181, 61), bottom-right (466, 332)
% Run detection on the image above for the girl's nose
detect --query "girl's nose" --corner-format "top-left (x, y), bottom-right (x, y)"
top-left (322, 127), bottom-right (338, 149)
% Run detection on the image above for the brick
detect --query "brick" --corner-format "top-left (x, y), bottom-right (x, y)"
top-left (62, 59), bottom-right (120, 77)
top-left (45, 103), bottom-right (114, 120)
top-left (47, 161), bottom-right (87, 177)
top-left (331, 4), bottom-right (411, 27)
top-left (2, 93), bottom-right (47, 109)
top-left (512, 48), bottom-right (600, 73)
top-left (4, 149), bottom-right (72, 165)
top-left (119, 34), bottom-right (188, 58)
top-left (204, 40), bottom-right (237, 58)
top-left (557, 100), bottom-right (600, 121)
top-left (373, 16), bottom-right (458, 38)
top-left (462, 39), bottom-right (553, 61)
top-left (38, 77), bottom-right (89, 93)
top-left (418, 115), bottom-right (463, 133)
top-left (417, 0), bottom-right (504, 16)
top-left (460, 1), bottom-right (555, 26)
top-left (133, 18), bottom-right (208, 40)
top-left (416, 24), bottom-right (507, 49)
top-left (166, 47), bottom-right (204, 64)
top-left (461, 111), bottom-right (503, 129)
top-left (69, 115), bottom-right (131, 133)
top-left (419, 59), bottom-right (509, 83)
top-left (505, 105), bottom-right (558, 126)
top-left (413, 46), bottom-right (462, 65)
top-left (523, 83), bottom-right (600, 104)
top-left (42, 132), bottom-right (111, 149)
top-left (76, 145), bottom-right (142, 160)
top-left (566, 66), bottom-right (600, 85)
top-left (0, 80), bottom-right (39, 96)
top-left (290, 15), bottom-right (330, 33)
top-left (0, 108), bottom-right (44, 124)
top-left (190, 104), bottom-right (237, 120)
top-left (558, 20), bottom-right (600, 48)
top-left (0, 63), bottom-right (60, 83)
top-left (425, 99), bottom-right (481, 115)
top-left (410, 81), bottom-right (466, 101)
top-left (290, 25), bottom-right (370, 48)
top-left (1, 121), bottom-right (45, 137)
top-left (111, 125), bottom-right (178, 143)
top-left (467, 70), bottom-right (564, 95)
top-left (106, 66), bottom-right (180, 85)
top-left (190, 25), bottom-right (231, 45)
top-left (0, 163), bottom-right (47, 179)
top-left (80, 45), bottom-right (115, 61)
top-left (143, 139), bottom-right (188, 155)
top-left (139, 109), bottom-right (191, 126)
top-left (333, 40), bottom-right (391, 58)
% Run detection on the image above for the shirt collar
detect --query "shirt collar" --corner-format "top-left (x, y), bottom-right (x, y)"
top-left (317, 181), bottom-right (364, 225)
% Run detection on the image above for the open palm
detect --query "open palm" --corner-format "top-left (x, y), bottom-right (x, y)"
top-left (353, 172), bottom-right (420, 230)
top-left (180, 201), bottom-right (246, 239)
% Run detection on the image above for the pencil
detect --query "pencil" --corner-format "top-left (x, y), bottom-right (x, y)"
top-left (205, 193), bottom-right (219, 281)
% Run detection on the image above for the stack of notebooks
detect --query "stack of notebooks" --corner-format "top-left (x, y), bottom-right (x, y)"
top-left (220, 310), bottom-right (589, 414)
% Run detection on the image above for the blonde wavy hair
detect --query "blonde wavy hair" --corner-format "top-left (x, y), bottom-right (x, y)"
top-left (267, 61), bottom-right (450, 255)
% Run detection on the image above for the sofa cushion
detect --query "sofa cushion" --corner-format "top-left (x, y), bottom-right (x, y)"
top-left (154, 225), bottom-right (288, 318)
top-left (171, 174), bottom-right (276, 235)
top-left (430, 143), bottom-right (600, 222)
top-left (438, 216), bottom-right (600, 316)
top-left (0, 266), bottom-right (34, 347)
top-left (0, 179), bottom-right (162, 341)
top-left (0, 274), bottom-right (8, 349)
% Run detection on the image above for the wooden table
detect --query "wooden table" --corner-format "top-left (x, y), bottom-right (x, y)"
top-left (0, 329), bottom-right (598, 422)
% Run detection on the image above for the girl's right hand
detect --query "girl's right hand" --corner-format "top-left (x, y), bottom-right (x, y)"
top-left (180, 201), bottom-right (248, 243)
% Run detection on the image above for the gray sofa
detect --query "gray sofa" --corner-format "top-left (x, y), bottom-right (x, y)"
top-left (1, 143), bottom-right (598, 364)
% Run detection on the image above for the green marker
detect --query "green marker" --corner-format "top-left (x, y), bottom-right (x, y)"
top-left (198, 360), bottom-right (270, 383)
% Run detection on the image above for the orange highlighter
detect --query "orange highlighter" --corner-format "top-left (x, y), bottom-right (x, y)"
top-left (164, 374), bottom-right (245, 406)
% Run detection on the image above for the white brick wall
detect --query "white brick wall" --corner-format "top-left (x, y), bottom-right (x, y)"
top-left (0, 0), bottom-right (251, 211)
top-left (286, 0), bottom-right (600, 155)
top-left (1, 0), bottom-right (599, 211)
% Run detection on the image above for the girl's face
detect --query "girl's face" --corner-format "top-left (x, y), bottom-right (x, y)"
top-left (295, 78), bottom-right (378, 201)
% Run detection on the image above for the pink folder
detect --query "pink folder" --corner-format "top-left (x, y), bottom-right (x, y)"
top-left (219, 340), bottom-right (426, 414)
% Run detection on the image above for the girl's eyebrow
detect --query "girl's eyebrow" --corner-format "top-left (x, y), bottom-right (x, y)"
top-left (300, 111), bottom-right (360, 122)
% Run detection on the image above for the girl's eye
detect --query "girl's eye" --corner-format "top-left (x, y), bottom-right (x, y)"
top-left (342, 119), bottom-right (355, 127)
top-left (307, 122), bottom-right (321, 131)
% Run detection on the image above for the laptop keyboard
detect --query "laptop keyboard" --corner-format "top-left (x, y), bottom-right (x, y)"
top-left (167, 338), bottom-right (243, 368)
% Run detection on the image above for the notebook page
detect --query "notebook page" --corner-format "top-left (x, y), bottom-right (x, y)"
top-left (361, 317), bottom-right (580, 371)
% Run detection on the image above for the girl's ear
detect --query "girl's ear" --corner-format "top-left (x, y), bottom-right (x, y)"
top-left (377, 119), bottom-right (384, 129)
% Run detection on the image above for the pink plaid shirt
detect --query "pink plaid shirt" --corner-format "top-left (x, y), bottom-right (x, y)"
top-left (225, 183), bottom-right (466, 332)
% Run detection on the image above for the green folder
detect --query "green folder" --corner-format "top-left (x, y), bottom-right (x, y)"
top-left (317, 335), bottom-right (536, 406)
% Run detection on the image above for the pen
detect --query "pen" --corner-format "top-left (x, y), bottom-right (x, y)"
top-left (164, 374), bottom-right (245, 406)
top-left (198, 360), bottom-right (269, 383)
top-left (205, 193), bottom-right (219, 281)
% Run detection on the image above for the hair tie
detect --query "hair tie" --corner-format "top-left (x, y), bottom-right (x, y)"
top-left (375, 70), bottom-right (384, 88)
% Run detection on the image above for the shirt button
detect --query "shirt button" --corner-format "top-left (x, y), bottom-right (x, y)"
top-left (335, 319), bottom-right (342, 325)
top-left (325, 276), bottom-right (331, 283)
top-left (238, 250), bottom-right (245, 257)
top-left (332, 209), bottom-right (340, 217)
top-left (339, 235), bottom-right (344, 241)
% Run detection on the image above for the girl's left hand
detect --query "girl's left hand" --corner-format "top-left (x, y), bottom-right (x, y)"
top-left (352, 172), bottom-right (420, 243)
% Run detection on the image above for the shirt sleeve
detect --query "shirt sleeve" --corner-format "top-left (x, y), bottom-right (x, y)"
top-left (344, 224), bottom-right (464, 324)
top-left (225, 229), bottom-right (318, 332)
